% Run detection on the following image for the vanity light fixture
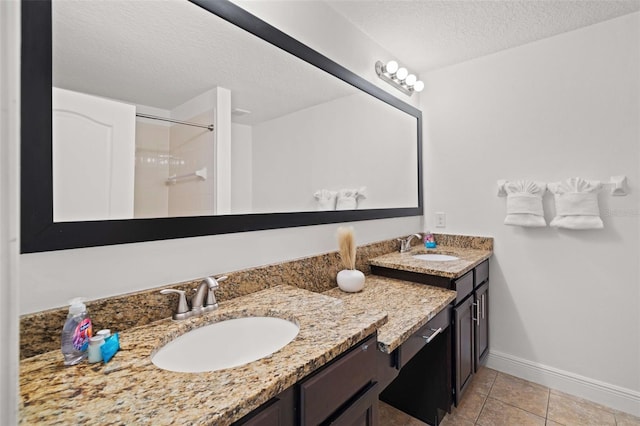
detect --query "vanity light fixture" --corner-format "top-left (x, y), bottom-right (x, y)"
top-left (375, 60), bottom-right (424, 96)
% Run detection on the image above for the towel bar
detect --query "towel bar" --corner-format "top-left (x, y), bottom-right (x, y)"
top-left (497, 176), bottom-right (627, 197)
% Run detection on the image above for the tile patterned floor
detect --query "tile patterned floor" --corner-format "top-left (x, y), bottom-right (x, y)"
top-left (379, 367), bottom-right (640, 426)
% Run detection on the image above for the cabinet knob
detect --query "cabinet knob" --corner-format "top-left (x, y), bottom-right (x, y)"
top-left (361, 344), bottom-right (369, 351)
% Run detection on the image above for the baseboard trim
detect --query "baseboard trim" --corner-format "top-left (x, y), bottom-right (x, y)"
top-left (486, 350), bottom-right (640, 417)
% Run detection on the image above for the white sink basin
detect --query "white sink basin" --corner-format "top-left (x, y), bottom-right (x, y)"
top-left (413, 254), bottom-right (459, 262)
top-left (152, 316), bottom-right (299, 373)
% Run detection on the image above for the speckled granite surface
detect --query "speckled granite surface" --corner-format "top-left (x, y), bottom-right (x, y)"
top-left (19, 285), bottom-right (387, 426)
top-left (369, 234), bottom-right (493, 279)
top-left (325, 275), bottom-right (456, 353)
top-left (432, 233), bottom-right (493, 251)
top-left (20, 237), bottom-right (400, 359)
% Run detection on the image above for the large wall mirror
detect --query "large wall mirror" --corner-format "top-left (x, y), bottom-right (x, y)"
top-left (21, 0), bottom-right (423, 253)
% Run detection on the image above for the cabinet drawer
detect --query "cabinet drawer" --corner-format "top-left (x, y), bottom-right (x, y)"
top-left (233, 387), bottom-right (295, 426)
top-left (475, 260), bottom-right (489, 287)
top-left (235, 398), bottom-right (281, 426)
top-left (398, 306), bottom-right (451, 368)
top-left (453, 271), bottom-right (473, 303)
top-left (328, 382), bottom-right (378, 426)
top-left (300, 335), bottom-right (376, 425)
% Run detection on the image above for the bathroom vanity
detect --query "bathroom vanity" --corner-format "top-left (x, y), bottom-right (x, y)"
top-left (370, 244), bottom-right (491, 406)
top-left (18, 235), bottom-right (490, 425)
top-left (235, 334), bottom-right (378, 425)
top-left (326, 276), bottom-right (456, 425)
top-left (19, 277), bottom-right (456, 425)
top-left (235, 275), bottom-right (459, 425)
top-left (19, 286), bottom-right (388, 425)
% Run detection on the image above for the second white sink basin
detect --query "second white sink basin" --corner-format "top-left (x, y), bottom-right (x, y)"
top-left (152, 316), bottom-right (299, 373)
top-left (413, 254), bottom-right (459, 262)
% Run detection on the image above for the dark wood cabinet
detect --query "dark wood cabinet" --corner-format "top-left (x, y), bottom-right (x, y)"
top-left (300, 335), bottom-right (377, 425)
top-left (234, 334), bottom-right (378, 426)
top-left (454, 261), bottom-right (490, 403)
top-left (236, 398), bottom-right (286, 426)
top-left (233, 387), bottom-right (295, 426)
top-left (396, 306), bottom-right (451, 369)
top-left (378, 307), bottom-right (452, 425)
top-left (474, 282), bottom-right (489, 370)
top-left (454, 295), bottom-right (475, 401)
top-left (371, 259), bottom-right (490, 407)
top-left (328, 382), bottom-right (379, 426)
top-left (453, 270), bottom-right (474, 304)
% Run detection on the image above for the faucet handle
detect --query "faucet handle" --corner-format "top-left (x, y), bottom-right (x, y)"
top-left (211, 275), bottom-right (228, 288)
top-left (160, 289), bottom-right (191, 320)
top-left (205, 276), bottom-right (227, 308)
top-left (202, 275), bottom-right (227, 289)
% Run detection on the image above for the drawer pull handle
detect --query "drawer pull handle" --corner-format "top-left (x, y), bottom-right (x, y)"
top-left (421, 327), bottom-right (443, 344)
top-left (362, 344), bottom-right (369, 351)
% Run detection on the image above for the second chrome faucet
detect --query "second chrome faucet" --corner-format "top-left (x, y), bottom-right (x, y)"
top-left (161, 275), bottom-right (227, 320)
top-left (398, 233), bottom-right (423, 253)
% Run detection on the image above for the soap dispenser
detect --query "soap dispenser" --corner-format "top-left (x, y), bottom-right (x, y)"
top-left (424, 231), bottom-right (437, 249)
top-left (60, 298), bottom-right (93, 365)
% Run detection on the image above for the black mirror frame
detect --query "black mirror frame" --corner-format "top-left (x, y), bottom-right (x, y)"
top-left (20, 0), bottom-right (423, 254)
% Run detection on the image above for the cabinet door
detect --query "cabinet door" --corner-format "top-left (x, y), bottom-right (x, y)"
top-left (300, 335), bottom-right (376, 425)
top-left (475, 283), bottom-right (489, 370)
top-left (454, 296), bottom-right (475, 405)
top-left (237, 399), bottom-right (281, 426)
top-left (329, 382), bottom-right (379, 426)
top-left (233, 387), bottom-right (295, 426)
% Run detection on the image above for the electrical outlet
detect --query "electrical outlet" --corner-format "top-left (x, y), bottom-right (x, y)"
top-left (435, 212), bottom-right (446, 228)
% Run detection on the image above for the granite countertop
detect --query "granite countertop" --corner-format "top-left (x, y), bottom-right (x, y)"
top-left (19, 285), bottom-right (387, 425)
top-left (369, 245), bottom-right (492, 279)
top-left (325, 275), bottom-right (456, 354)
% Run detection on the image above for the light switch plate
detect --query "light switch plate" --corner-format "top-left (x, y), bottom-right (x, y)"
top-left (435, 212), bottom-right (446, 228)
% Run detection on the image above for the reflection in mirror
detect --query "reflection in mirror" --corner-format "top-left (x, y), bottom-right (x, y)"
top-left (21, 0), bottom-right (422, 252)
top-left (52, 0), bottom-right (418, 222)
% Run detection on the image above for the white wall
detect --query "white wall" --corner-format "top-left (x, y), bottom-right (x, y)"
top-left (233, 0), bottom-right (420, 110)
top-left (17, 2), bottom-right (422, 315)
top-left (168, 109), bottom-right (216, 216)
top-left (252, 93), bottom-right (418, 212)
top-left (421, 12), bottom-right (640, 414)
top-left (134, 120), bottom-right (170, 218)
top-left (168, 91), bottom-right (218, 217)
top-left (231, 123), bottom-right (253, 214)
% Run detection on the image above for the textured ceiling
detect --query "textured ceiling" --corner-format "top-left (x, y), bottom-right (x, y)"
top-left (53, 0), bottom-right (640, 119)
top-left (326, 0), bottom-right (640, 72)
top-left (53, 1), bottom-right (356, 125)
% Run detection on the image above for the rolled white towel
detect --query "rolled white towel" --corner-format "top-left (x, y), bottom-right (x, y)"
top-left (336, 187), bottom-right (367, 210)
top-left (500, 180), bottom-right (547, 227)
top-left (506, 194), bottom-right (544, 216)
top-left (548, 178), bottom-right (603, 230)
top-left (314, 189), bottom-right (337, 211)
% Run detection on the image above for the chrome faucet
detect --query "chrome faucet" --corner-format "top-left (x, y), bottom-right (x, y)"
top-left (161, 275), bottom-right (227, 320)
top-left (192, 276), bottom-right (227, 314)
top-left (398, 233), bottom-right (423, 253)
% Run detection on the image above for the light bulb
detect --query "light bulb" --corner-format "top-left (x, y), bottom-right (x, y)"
top-left (413, 81), bottom-right (425, 92)
top-left (385, 60), bottom-right (398, 74)
top-left (405, 74), bottom-right (417, 86)
top-left (396, 67), bottom-right (408, 81)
